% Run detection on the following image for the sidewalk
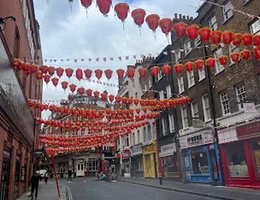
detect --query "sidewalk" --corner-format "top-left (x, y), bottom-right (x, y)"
top-left (119, 177), bottom-right (260, 200)
top-left (17, 181), bottom-right (67, 200)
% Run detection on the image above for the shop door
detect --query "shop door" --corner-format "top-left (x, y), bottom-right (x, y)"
top-left (183, 151), bottom-right (191, 182)
top-left (210, 149), bottom-right (219, 181)
top-left (0, 149), bottom-right (11, 200)
top-left (77, 161), bottom-right (84, 177)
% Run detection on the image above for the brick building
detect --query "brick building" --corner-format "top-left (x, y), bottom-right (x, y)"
top-left (171, 0), bottom-right (260, 188)
top-left (0, 0), bottom-right (43, 199)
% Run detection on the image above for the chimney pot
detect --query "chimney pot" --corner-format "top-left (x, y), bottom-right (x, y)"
top-left (174, 13), bottom-right (178, 19)
top-left (183, 15), bottom-right (186, 20)
top-left (179, 14), bottom-right (182, 19)
top-left (190, 17), bottom-right (194, 21)
top-left (187, 16), bottom-right (190, 20)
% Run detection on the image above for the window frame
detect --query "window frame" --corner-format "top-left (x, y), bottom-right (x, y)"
top-left (222, 0), bottom-right (234, 22)
top-left (208, 15), bottom-right (218, 30)
top-left (187, 70), bottom-right (195, 88)
top-left (235, 82), bottom-right (248, 110)
top-left (249, 19), bottom-right (260, 35)
top-left (168, 114), bottom-right (175, 132)
top-left (178, 75), bottom-right (185, 94)
top-left (214, 47), bottom-right (224, 75)
top-left (184, 40), bottom-right (192, 56)
top-left (198, 67), bottom-right (206, 81)
top-left (202, 95), bottom-right (211, 122)
top-left (219, 91), bottom-right (231, 116)
top-left (181, 106), bottom-right (189, 129)
top-left (166, 85), bottom-right (172, 99)
top-left (191, 101), bottom-right (199, 118)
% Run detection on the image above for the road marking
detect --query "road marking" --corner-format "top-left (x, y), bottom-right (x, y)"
top-left (61, 184), bottom-right (74, 200)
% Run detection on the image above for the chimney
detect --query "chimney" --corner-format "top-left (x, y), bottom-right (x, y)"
top-left (183, 15), bottom-right (186, 20)
top-left (190, 17), bottom-right (194, 21)
top-left (179, 14), bottom-right (182, 19)
top-left (174, 13), bottom-right (178, 19)
top-left (187, 16), bottom-right (190, 20)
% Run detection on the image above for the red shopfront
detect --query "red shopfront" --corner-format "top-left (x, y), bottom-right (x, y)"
top-left (218, 120), bottom-right (260, 189)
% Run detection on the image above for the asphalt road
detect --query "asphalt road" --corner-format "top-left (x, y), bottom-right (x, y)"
top-left (64, 178), bottom-right (217, 200)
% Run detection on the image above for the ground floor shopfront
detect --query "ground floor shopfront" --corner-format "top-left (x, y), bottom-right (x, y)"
top-left (218, 120), bottom-right (260, 189)
top-left (142, 141), bottom-right (158, 178)
top-left (130, 145), bottom-right (143, 177)
top-left (179, 128), bottom-right (222, 184)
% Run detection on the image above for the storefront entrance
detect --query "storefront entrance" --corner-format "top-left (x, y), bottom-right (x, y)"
top-left (142, 142), bottom-right (157, 178)
top-left (76, 160), bottom-right (84, 177)
top-left (0, 148), bottom-right (11, 200)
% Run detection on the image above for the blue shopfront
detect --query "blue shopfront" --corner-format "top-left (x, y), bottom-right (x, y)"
top-left (179, 129), bottom-right (223, 184)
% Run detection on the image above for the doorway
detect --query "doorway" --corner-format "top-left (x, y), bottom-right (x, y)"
top-left (76, 160), bottom-right (84, 177)
top-left (0, 148), bottom-right (11, 200)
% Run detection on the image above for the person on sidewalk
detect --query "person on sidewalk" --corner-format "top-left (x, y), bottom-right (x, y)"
top-left (30, 171), bottom-right (40, 200)
top-left (44, 171), bottom-right (48, 184)
top-left (67, 169), bottom-right (73, 182)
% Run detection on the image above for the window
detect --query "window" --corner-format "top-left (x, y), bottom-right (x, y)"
top-left (168, 114), bottom-right (175, 132)
top-left (159, 90), bottom-right (164, 100)
top-left (226, 142), bottom-right (249, 177)
top-left (235, 83), bottom-right (247, 110)
top-left (202, 95), bottom-right (211, 121)
top-left (137, 130), bottom-right (140, 144)
top-left (184, 40), bottom-right (191, 55)
top-left (143, 127), bottom-right (147, 142)
top-left (161, 118), bottom-right (167, 136)
top-left (175, 50), bottom-right (181, 63)
top-left (147, 124), bottom-right (152, 141)
top-left (148, 79), bottom-right (152, 88)
top-left (132, 132), bottom-right (135, 145)
top-left (249, 19), bottom-right (260, 35)
top-left (214, 47), bottom-right (224, 74)
top-left (222, 1), bottom-right (233, 22)
top-left (220, 91), bottom-right (230, 115)
top-left (195, 37), bottom-right (201, 46)
top-left (181, 106), bottom-right (189, 128)
top-left (152, 122), bottom-right (156, 140)
top-left (166, 85), bottom-right (171, 98)
top-left (229, 43), bottom-right (240, 65)
top-left (198, 68), bottom-right (206, 81)
top-left (187, 70), bottom-right (195, 88)
top-left (178, 76), bottom-right (184, 93)
top-left (191, 101), bottom-right (199, 118)
top-left (162, 154), bottom-right (179, 174)
top-left (143, 84), bottom-right (147, 92)
top-left (191, 150), bottom-right (210, 174)
top-left (209, 15), bottom-right (218, 30)
top-left (158, 70), bottom-right (163, 81)
top-left (125, 135), bottom-right (130, 147)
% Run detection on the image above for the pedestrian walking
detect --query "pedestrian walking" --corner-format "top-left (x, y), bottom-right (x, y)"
top-left (44, 172), bottom-right (48, 184)
top-left (67, 169), bottom-right (72, 182)
top-left (29, 171), bottom-right (40, 200)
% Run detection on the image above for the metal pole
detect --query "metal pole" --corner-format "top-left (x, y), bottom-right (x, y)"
top-left (155, 123), bottom-right (163, 185)
top-left (203, 45), bottom-right (225, 185)
top-left (51, 156), bottom-right (61, 197)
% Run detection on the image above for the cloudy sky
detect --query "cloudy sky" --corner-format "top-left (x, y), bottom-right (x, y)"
top-left (33, 0), bottom-right (202, 119)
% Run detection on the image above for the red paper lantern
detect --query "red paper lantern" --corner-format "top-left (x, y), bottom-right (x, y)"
top-left (198, 27), bottom-right (211, 42)
top-left (43, 75), bottom-right (50, 84)
top-left (48, 66), bottom-right (55, 76)
top-left (184, 62), bottom-right (194, 72)
top-left (95, 69), bottom-right (103, 80)
top-left (253, 35), bottom-right (260, 46)
top-left (83, 69), bottom-right (92, 79)
top-left (35, 71), bottom-right (43, 80)
top-left (162, 65), bottom-right (171, 75)
top-left (206, 58), bottom-right (215, 69)
top-left (115, 96), bottom-right (121, 103)
top-left (105, 69), bottom-right (113, 80)
top-left (40, 65), bottom-right (48, 74)
top-left (12, 59), bottom-right (22, 70)
top-left (253, 47), bottom-right (260, 60)
top-left (146, 14), bottom-right (160, 32)
top-left (232, 33), bottom-right (243, 46)
top-left (194, 60), bottom-right (204, 70)
top-left (96, 0), bottom-right (112, 16)
top-left (240, 49), bottom-right (251, 60)
top-left (61, 81), bottom-right (68, 90)
top-left (172, 22), bottom-right (187, 38)
top-left (76, 68), bottom-right (83, 81)
top-left (222, 31), bottom-right (233, 45)
top-left (93, 91), bottom-right (100, 98)
top-left (51, 77), bottom-right (59, 87)
top-left (114, 3), bottom-right (129, 23)
top-left (131, 8), bottom-right (146, 27)
top-left (159, 18), bottom-right (173, 35)
top-left (242, 33), bottom-right (253, 46)
top-left (22, 63), bottom-right (29, 72)
top-left (174, 64), bottom-right (183, 74)
top-left (211, 30), bottom-right (222, 45)
top-left (116, 69), bottom-right (125, 79)
top-left (101, 92), bottom-right (107, 101)
top-left (56, 67), bottom-right (64, 77)
top-left (186, 25), bottom-right (199, 40)
top-left (138, 67), bottom-right (147, 78)
top-left (69, 84), bottom-right (77, 93)
top-left (65, 68), bottom-right (74, 79)
top-left (77, 87), bottom-right (85, 95)
top-left (127, 68), bottom-right (135, 79)
top-left (230, 52), bottom-right (240, 63)
top-left (30, 64), bottom-right (38, 73)
top-left (80, 0), bottom-right (93, 10)
top-left (218, 55), bottom-right (229, 66)
top-left (150, 66), bottom-right (160, 77)
top-left (86, 89), bottom-right (92, 97)
top-left (109, 95), bottom-right (114, 103)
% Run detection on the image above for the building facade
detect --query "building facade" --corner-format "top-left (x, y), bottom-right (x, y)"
top-left (0, 0), bottom-right (43, 199)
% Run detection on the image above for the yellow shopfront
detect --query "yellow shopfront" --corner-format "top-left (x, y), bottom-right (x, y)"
top-left (142, 142), bottom-right (158, 178)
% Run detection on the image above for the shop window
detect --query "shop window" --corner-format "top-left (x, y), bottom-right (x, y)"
top-left (226, 142), bottom-right (249, 177)
top-left (250, 139), bottom-right (260, 177)
top-left (191, 151), bottom-right (210, 174)
top-left (162, 153), bottom-right (179, 173)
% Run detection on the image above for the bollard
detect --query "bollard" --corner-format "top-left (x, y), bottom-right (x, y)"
top-left (159, 173), bottom-right (162, 185)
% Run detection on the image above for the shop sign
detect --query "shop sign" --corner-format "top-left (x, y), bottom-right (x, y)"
top-left (179, 129), bottom-right (214, 149)
top-left (236, 120), bottom-right (260, 139)
top-left (122, 149), bottom-right (131, 160)
top-left (243, 103), bottom-right (256, 113)
top-left (142, 143), bottom-right (156, 154)
top-left (159, 143), bottom-right (176, 157)
top-left (131, 145), bottom-right (142, 156)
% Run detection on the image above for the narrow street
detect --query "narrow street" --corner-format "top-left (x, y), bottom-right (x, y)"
top-left (64, 178), bottom-right (216, 200)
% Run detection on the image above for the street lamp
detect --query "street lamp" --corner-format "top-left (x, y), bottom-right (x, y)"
top-left (0, 16), bottom-right (16, 30)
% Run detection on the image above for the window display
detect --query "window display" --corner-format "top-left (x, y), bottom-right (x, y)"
top-left (226, 142), bottom-right (249, 177)
top-left (162, 153), bottom-right (178, 173)
top-left (190, 151), bottom-right (209, 174)
top-left (250, 139), bottom-right (260, 177)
